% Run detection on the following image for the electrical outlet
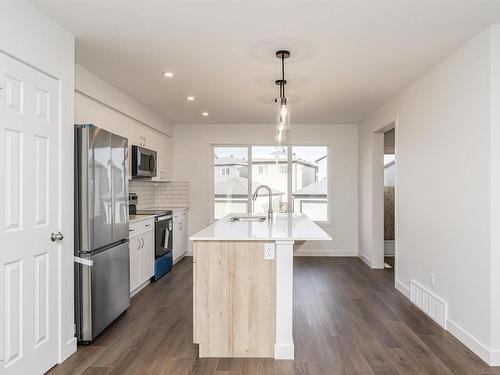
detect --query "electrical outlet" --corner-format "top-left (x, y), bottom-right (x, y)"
top-left (264, 243), bottom-right (275, 260)
top-left (430, 272), bottom-right (436, 287)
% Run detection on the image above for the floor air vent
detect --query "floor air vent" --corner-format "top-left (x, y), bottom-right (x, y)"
top-left (409, 280), bottom-right (447, 328)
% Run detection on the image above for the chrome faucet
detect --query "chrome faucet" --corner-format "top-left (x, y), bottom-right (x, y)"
top-left (252, 185), bottom-right (273, 219)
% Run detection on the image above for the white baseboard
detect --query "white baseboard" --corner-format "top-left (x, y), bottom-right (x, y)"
top-left (173, 251), bottom-right (187, 265)
top-left (274, 343), bottom-right (294, 360)
top-left (398, 278), bottom-right (496, 366)
top-left (359, 253), bottom-right (371, 267)
top-left (395, 279), bottom-right (410, 298)
top-left (59, 337), bottom-right (77, 363)
top-left (130, 279), bottom-right (151, 298)
top-left (490, 350), bottom-right (500, 366)
top-left (447, 318), bottom-right (491, 365)
top-left (293, 249), bottom-right (357, 257)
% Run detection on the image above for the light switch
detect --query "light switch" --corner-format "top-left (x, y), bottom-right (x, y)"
top-left (264, 243), bottom-right (275, 260)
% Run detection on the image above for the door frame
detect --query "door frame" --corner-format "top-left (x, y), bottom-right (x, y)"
top-left (371, 117), bottom-right (399, 287)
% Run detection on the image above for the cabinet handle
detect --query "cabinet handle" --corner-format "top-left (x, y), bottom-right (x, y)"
top-left (141, 237), bottom-right (144, 249)
top-left (137, 238), bottom-right (141, 250)
top-left (145, 224), bottom-right (151, 227)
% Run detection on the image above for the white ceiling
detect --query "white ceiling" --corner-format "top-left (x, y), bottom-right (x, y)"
top-left (35, 0), bottom-right (500, 125)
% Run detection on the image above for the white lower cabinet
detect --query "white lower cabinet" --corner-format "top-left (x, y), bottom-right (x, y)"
top-left (173, 210), bottom-right (188, 264)
top-left (129, 235), bottom-right (142, 293)
top-left (139, 230), bottom-right (154, 282)
top-left (129, 218), bottom-right (155, 295)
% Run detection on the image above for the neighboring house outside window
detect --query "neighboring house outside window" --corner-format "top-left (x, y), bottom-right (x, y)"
top-left (213, 146), bottom-right (328, 221)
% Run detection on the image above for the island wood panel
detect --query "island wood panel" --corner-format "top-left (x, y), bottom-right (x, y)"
top-left (193, 241), bottom-right (276, 358)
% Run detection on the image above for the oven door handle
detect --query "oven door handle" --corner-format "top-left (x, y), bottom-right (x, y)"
top-left (156, 215), bottom-right (172, 222)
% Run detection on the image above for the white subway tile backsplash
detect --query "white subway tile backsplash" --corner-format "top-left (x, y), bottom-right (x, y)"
top-left (129, 180), bottom-right (189, 209)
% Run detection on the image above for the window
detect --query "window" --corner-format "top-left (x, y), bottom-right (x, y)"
top-left (213, 145), bottom-right (328, 222)
top-left (213, 147), bottom-right (248, 219)
top-left (252, 146), bottom-right (288, 213)
top-left (291, 146), bottom-right (328, 221)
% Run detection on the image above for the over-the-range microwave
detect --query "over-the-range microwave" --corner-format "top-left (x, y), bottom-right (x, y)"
top-left (131, 145), bottom-right (157, 178)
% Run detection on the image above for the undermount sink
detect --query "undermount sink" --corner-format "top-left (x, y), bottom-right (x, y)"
top-left (229, 215), bottom-right (266, 222)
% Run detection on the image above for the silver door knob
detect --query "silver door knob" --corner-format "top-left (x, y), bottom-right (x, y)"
top-left (50, 231), bottom-right (64, 241)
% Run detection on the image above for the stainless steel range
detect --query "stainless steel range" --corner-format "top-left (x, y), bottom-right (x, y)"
top-left (129, 194), bottom-right (173, 280)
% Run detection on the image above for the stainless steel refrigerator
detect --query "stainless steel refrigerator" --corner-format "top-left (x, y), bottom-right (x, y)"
top-left (74, 124), bottom-right (130, 343)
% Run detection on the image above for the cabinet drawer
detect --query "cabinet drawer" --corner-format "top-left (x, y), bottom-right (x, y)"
top-left (129, 217), bottom-right (154, 237)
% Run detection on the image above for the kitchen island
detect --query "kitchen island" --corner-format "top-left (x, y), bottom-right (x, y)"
top-left (190, 213), bottom-right (331, 360)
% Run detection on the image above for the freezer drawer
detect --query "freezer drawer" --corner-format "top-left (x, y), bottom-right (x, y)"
top-left (77, 241), bottom-right (130, 342)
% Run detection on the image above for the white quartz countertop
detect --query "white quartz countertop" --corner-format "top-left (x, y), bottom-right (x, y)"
top-left (128, 208), bottom-right (188, 224)
top-left (155, 207), bottom-right (189, 213)
top-left (190, 213), bottom-right (332, 241)
top-left (129, 214), bottom-right (156, 223)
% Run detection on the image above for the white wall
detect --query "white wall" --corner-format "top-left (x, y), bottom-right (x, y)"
top-left (0, 3), bottom-right (76, 362)
top-left (75, 65), bottom-right (172, 136)
top-left (359, 27), bottom-right (496, 363)
top-left (172, 123), bottom-right (358, 256)
top-left (489, 25), bottom-right (500, 363)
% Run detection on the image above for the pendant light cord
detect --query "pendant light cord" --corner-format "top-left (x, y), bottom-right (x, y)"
top-left (281, 54), bottom-right (286, 99)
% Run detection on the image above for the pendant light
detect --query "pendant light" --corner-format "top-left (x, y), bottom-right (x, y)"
top-left (274, 50), bottom-right (291, 144)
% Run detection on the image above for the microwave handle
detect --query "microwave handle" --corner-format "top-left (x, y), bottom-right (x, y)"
top-left (149, 153), bottom-right (156, 174)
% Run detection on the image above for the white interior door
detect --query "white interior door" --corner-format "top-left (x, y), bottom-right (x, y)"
top-left (0, 52), bottom-right (61, 374)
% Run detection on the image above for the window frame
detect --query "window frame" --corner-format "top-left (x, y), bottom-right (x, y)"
top-left (211, 143), bottom-right (330, 224)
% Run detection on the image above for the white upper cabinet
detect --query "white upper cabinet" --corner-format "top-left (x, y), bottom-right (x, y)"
top-left (128, 120), bottom-right (156, 149)
top-left (152, 131), bottom-right (172, 181)
top-left (150, 129), bottom-right (163, 181)
top-left (127, 118), bottom-right (143, 148)
top-left (141, 125), bottom-right (153, 148)
top-left (74, 92), bottom-right (171, 180)
top-left (124, 119), bottom-right (171, 180)
top-left (163, 135), bottom-right (172, 181)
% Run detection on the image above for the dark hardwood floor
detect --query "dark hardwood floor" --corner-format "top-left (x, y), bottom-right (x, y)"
top-left (48, 257), bottom-right (499, 375)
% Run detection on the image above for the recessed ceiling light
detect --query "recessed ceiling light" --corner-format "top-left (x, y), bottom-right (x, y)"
top-left (163, 72), bottom-right (174, 78)
top-left (186, 96), bottom-right (195, 102)
top-left (202, 112), bottom-right (209, 117)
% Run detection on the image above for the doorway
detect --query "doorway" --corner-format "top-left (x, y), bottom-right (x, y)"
top-left (383, 129), bottom-right (395, 273)
top-left (370, 121), bottom-right (397, 279)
